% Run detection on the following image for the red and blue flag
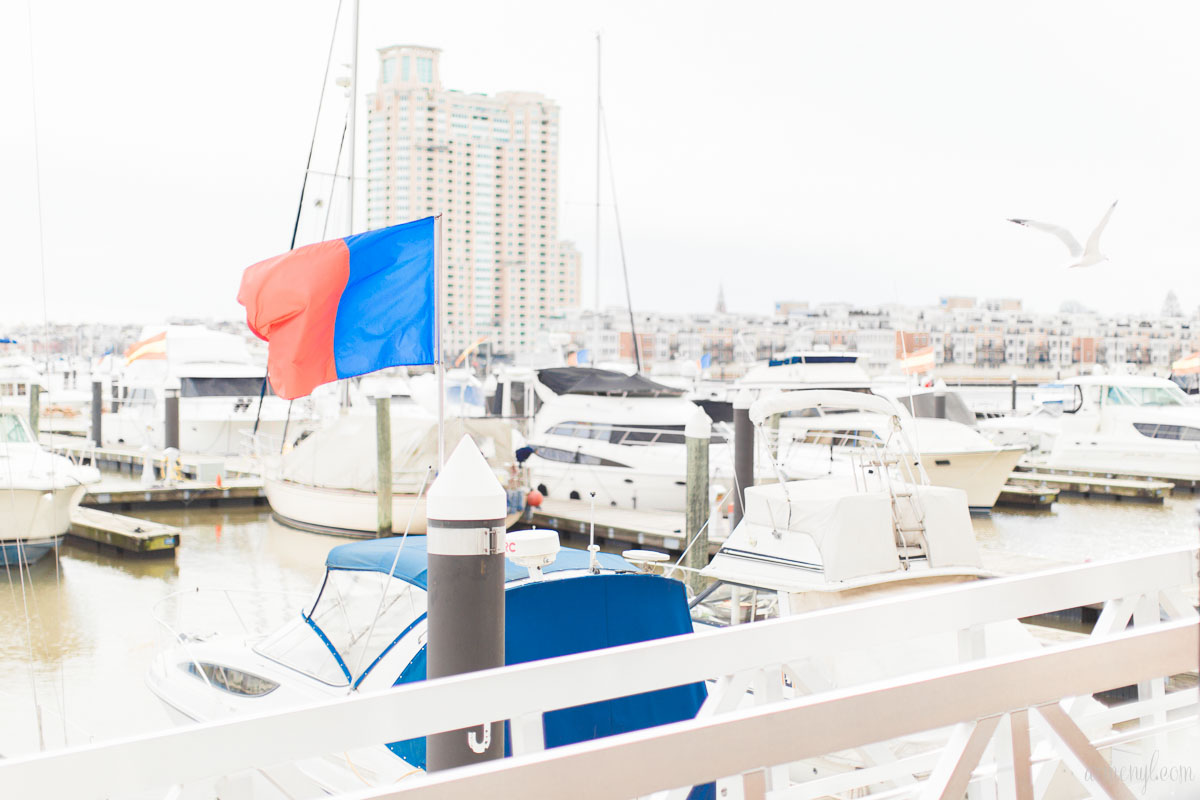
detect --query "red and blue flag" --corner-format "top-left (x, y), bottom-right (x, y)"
top-left (237, 217), bottom-right (436, 399)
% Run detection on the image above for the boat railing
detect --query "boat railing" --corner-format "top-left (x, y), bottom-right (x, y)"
top-left (4, 547), bottom-right (1195, 799)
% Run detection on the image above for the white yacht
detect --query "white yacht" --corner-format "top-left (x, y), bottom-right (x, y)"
top-left (105, 325), bottom-right (300, 456)
top-left (695, 391), bottom-right (989, 615)
top-left (145, 534), bottom-right (704, 796)
top-left (522, 367), bottom-right (752, 512)
top-left (715, 353), bottom-right (1024, 511)
top-left (0, 411), bottom-right (100, 564)
top-left (980, 373), bottom-right (1200, 480)
top-left (0, 350), bottom-right (92, 435)
top-left (264, 416), bottom-right (526, 536)
top-left (685, 392), bottom-right (1115, 796)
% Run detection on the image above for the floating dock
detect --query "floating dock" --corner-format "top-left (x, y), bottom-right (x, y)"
top-left (1007, 469), bottom-right (1173, 502)
top-left (67, 507), bottom-right (180, 556)
top-left (995, 483), bottom-right (1059, 509)
top-left (82, 479), bottom-right (267, 512)
top-left (1016, 461), bottom-right (1197, 493)
top-left (40, 434), bottom-right (260, 481)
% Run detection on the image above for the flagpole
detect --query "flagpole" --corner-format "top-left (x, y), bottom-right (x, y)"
top-left (435, 213), bottom-right (445, 471)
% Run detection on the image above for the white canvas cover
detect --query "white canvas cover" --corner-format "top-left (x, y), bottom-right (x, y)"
top-left (278, 415), bottom-right (514, 493)
top-left (705, 479), bottom-right (902, 588)
top-left (704, 478), bottom-right (981, 591)
top-left (913, 485), bottom-right (982, 569)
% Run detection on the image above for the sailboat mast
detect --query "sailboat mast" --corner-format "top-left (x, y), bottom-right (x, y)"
top-left (592, 33), bottom-right (602, 365)
top-left (347, 0), bottom-right (359, 235)
top-left (339, 0), bottom-right (360, 413)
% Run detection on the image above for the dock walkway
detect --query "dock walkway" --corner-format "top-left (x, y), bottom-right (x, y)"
top-left (82, 479), bottom-right (267, 512)
top-left (40, 434), bottom-right (261, 480)
top-left (1008, 468), bottom-right (1173, 501)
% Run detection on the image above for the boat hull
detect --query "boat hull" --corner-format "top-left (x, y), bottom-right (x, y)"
top-left (265, 478), bottom-right (524, 537)
top-left (918, 446), bottom-right (1026, 511)
top-left (0, 484), bottom-right (86, 540)
top-left (0, 535), bottom-right (62, 565)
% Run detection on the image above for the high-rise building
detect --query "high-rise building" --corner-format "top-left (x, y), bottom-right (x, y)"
top-left (365, 45), bottom-right (582, 357)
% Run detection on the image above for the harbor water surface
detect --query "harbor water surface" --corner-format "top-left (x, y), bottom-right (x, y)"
top-left (1, 493), bottom-right (1196, 758)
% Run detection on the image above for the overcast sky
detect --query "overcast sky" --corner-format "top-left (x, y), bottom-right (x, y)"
top-left (1, 1), bottom-right (1197, 327)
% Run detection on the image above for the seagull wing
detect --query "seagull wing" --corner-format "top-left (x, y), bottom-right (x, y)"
top-left (1007, 217), bottom-right (1082, 257)
top-left (1083, 200), bottom-right (1118, 259)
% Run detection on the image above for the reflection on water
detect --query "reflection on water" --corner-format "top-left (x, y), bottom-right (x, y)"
top-left (0, 506), bottom-right (353, 757)
top-left (973, 492), bottom-right (1198, 562)
top-left (0, 489), bottom-right (1195, 758)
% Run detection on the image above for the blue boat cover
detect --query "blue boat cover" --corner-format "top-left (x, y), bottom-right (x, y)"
top-left (387, 573), bottom-right (708, 784)
top-left (325, 535), bottom-right (635, 589)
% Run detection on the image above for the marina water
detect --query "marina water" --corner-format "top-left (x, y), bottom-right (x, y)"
top-left (1, 492), bottom-right (1196, 758)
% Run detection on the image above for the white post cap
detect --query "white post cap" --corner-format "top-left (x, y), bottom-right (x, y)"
top-left (733, 388), bottom-right (755, 410)
top-left (427, 434), bottom-right (506, 522)
top-left (685, 406), bottom-right (712, 439)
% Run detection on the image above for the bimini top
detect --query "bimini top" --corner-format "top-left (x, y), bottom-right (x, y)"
top-left (326, 535), bottom-right (635, 589)
top-left (537, 367), bottom-right (683, 398)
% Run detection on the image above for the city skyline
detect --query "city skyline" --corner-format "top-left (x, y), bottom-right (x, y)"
top-left (1, 1), bottom-right (1198, 328)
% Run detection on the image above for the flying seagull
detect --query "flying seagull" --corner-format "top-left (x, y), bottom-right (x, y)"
top-left (1008, 200), bottom-right (1118, 268)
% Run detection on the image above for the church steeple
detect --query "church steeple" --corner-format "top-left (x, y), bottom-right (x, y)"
top-left (715, 283), bottom-right (726, 314)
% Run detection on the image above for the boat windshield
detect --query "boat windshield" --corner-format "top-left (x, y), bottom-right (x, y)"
top-left (1104, 384), bottom-right (1189, 407)
top-left (255, 569), bottom-right (427, 687)
top-left (181, 377), bottom-right (273, 397)
top-left (689, 581), bottom-right (781, 628)
top-left (0, 413), bottom-right (32, 443)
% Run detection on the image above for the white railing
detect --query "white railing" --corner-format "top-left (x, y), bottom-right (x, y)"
top-left (0, 548), bottom-right (1195, 799)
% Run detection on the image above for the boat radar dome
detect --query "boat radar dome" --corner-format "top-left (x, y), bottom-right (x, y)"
top-left (505, 529), bottom-right (560, 580)
top-left (622, 549), bottom-right (671, 570)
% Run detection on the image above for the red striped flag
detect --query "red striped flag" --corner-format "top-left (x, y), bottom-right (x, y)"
top-left (1172, 351), bottom-right (1200, 375)
top-left (900, 345), bottom-right (935, 375)
top-left (124, 332), bottom-right (167, 365)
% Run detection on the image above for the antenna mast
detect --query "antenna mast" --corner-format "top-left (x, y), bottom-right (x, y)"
top-left (592, 33), bottom-right (602, 367)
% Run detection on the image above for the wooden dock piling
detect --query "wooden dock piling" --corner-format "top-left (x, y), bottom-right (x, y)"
top-left (683, 408), bottom-right (711, 592)
top-left (91, 380), bottom-right (102, 445)
top-left (376, 394), bottom-right (392, 537)
top-left (29, 384), bottom-right (40, 434)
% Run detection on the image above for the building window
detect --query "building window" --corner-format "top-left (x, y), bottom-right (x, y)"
top-left (417, 57), bottom-right (433, 84)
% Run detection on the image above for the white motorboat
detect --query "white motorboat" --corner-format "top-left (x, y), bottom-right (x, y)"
top-left (145, 533), bottom-right (705, 796)
top-left (104, 325), bottom-right (305, 456)
top-left (0, 411), bottom-right (100, 564)
top-left (979, 373), bottom-right (1200, 480)
top-left (408, 369), bottom-right (487, 417)
top-left (522, 367), bottom-right (759, 512)
top-left (0, 351), bottom-right (92, 435)
top-left (684, 391), bottom-right (1113, 796)
top-left (264, 415), bottom-right (526, 536)
top-left (704, 390), bottom-right (989, 611)
top-left (704, 352), bottom-right (1024, 511)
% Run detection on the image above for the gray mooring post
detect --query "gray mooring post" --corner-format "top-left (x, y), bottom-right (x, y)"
top-left (28, 384), bottom-right (40, 437)
top-left (683, 407), bottom-right (711, 593)
top-left (426, 435), bottom-right (507, 771)
top-left (732, 389), bottom-right (754, 531)
top-left (376, 393), bottom-right (392, 537)
top-left (1011, 375), bottom-right (1018, 411)
top-left (164, 385), bottom-right (180, 451)
top-left (91, 380), bottom-right (102, 446)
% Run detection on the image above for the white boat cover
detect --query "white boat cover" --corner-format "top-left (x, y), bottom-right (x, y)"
top-left (277, 416), bottom-right (514, 493)
top-left (704, 478), bottom-right (980, 591)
